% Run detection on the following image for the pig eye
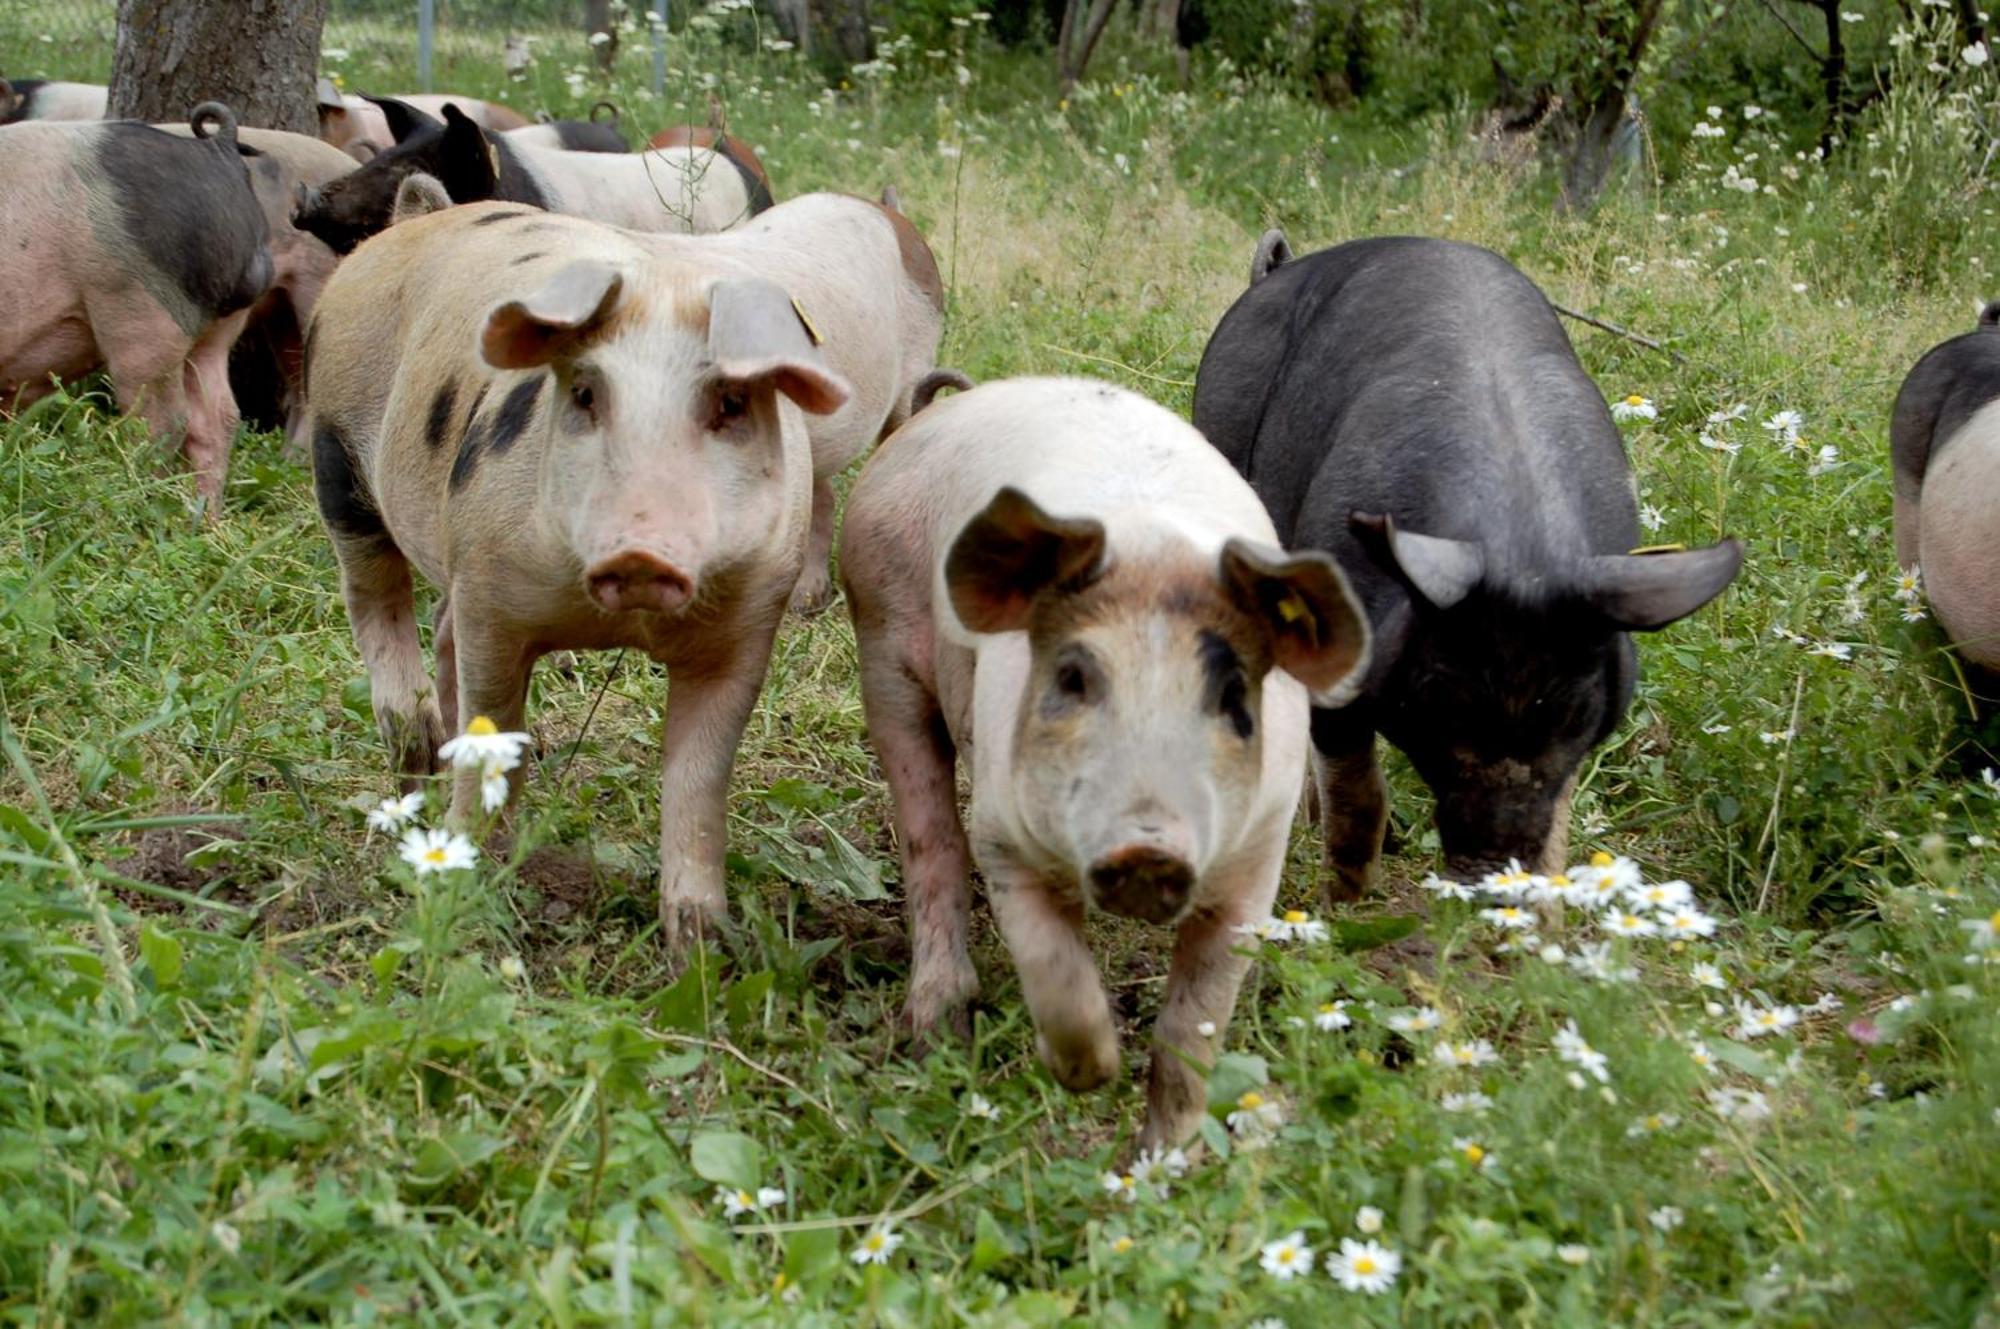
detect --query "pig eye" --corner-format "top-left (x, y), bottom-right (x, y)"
top-left (1042, 645), bottom-right (1105, 714)
top-left (569, 378), bottom-right (596, 416)
top-left (710, 385), bottom-right (750, 430)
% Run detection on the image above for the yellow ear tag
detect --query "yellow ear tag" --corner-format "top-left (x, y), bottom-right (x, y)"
top-left (1629, 542), bottom-right (1686, 555)
top-left (1277, 595), bottom-right (1307, 623)
top-left (487, 139), bottom-right (503, 181)
top-left (791, 296), bottom-right (823, 346)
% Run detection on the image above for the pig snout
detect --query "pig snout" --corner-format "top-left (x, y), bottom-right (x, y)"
top-left (1088, 844), bottom-right (1196, 924)
top-left (585, 549), bottom-right (693, 614)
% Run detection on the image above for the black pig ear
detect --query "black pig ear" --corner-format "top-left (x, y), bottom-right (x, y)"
top-left (1220, 539), bottom-right (1372, 704)
top-left (1352, 512), bottom-right (1484, 610)
top-left (1579, 539), bottom-right (1743, 630)
top-left (945, 487), bottom-right (1106, 635)
top-left (364, 95), bottom-right (440, 143)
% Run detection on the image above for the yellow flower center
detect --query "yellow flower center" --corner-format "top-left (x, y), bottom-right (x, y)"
top-left (1277, 1246), bottom-right (1296, 1264)
top-left (1548, 874), bottom-right (1571, 887)
top-left (1591, 851), bottom-right (1614, 867)
top-left (1989, 909), bottom-right (2000, 930)
top-left (1499, 872), bottom-right (1529, 887)
top-left (1645, 1115), bottom-right (1663, 1130)
top-left (1625, 395), bottom-right (1645, 407)
top-left (773, 1273), bottom-right (788, 1292)
top-left (1112, 1235), bottom-right (1134, 1254)
top-left (865, 1234), bottom-right (885, 1252)
top-left (737, 1191), bottom-right (753, 1206)
top-left (1238, 1091), bottom-right (1264, 1110)
top-left (1283, 909), bottom-right (1308, 924)
top-left (1462, 1143), bottom-right (1485, 1163)
top-left (467, 715), bottom-right (499, 736)
top-left (422, 848), bottom-right (447, 864)
top-left (1353, 1254), bottom-right (1378, 1274)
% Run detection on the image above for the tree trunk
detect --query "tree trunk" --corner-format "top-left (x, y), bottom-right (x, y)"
top-left (108, 0), bottom-right (328, 133)
top-left (1056, 0), bottom-right (1119, 93)
top-left (1556, 0), bottom-right (1664, 211)
top-left (1816, 0), bottom-right (1847, 151)
top-left (813, 0), bottom-right (875, 63)
top-left (584, 0), bottom-right (620, 75)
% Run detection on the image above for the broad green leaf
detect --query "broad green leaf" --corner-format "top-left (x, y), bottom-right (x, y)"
top-left (138, 923), bottom-right (183, 988)
top-left (689, 1130), bottom-right (764, 1191)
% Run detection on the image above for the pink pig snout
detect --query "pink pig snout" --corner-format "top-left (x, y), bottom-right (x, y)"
top-left (585, 549), bottom-right (694, 614)
top-left (1088, 842), bottom-right (1196, 925)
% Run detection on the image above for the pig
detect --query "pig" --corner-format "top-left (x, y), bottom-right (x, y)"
top-left (507, 103), bottom-right (628, 154)
top-left (306, 192), bottom-right (938, 945)
top-left (841, 376), bottom-right (1371, 1148)
top-left (294, 98), bottom-right (769, 255)
top-left (0, 79), bottom-right (108, 124)
top-left (1192, 234), bottom-right (1743, 896)
top-left (646, 123), bottom-right (773, 212)
top-left (315, 83), bottom-right (529, 157)
top-left (158, 122), bottom-right (357, 449)
top-left (0, 103), bottom-right (273, 510)
top-left (1891, 302), bottom-right (2000, 671)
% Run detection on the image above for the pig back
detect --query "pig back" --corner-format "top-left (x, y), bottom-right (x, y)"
top-left (1193, 237), bottom-right (1639, 613)
top-left (1891, 309), bottom-right (2000, 506)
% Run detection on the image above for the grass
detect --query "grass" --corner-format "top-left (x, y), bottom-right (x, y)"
top-left (2, 10), bottom-right (1999, 1325)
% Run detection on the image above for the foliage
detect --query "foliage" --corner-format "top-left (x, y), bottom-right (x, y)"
top-left (2, 11), bottom-right (2000, 1325)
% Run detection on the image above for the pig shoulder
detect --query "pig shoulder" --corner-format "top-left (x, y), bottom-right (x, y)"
top-left (87, 123), bottom-right (273, 326)
top-left (1891, 308), bottom-right (2000, 495)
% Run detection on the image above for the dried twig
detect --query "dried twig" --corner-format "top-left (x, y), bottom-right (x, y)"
top-left (649, 1030), bottom-right (848, 1130)
top-left (728, 1148), bottom-right (1027, 1234)
top-left (1550, 301), bottom-right (1685, 362)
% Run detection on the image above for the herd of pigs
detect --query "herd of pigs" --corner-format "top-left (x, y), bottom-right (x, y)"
top-left (3, 74), bottom-right (1999, 1147)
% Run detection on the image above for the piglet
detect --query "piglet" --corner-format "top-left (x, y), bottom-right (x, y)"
top-left (1892, 302), bottom-right (2000, 671)
top-left (842, 376), bottom-right (1370, 1147)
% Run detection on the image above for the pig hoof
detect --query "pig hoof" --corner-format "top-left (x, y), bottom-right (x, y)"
top-left (658, 895), bottom-right (728, 957)
top-left (1038, 1031), bottom-right (1119, 1092)
top-left (788, 573), bottom-right (837, 617)
top-left (902, 995), bottom-right (973, 1054)
top-left (1320, 862), bottom-right (1371, 909)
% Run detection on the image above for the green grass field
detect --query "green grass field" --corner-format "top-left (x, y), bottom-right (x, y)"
top-left (2, 11), bottom-right (1998, 1325)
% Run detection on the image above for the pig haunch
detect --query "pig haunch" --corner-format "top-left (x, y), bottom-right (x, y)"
top-left (1892, 306), bottom-right (2000, 670)
top-left (841, 376), bottom-right (1370, 1148)
top-left (0, 104), bottom-right (274, 508)
top-left (1194, 234), bottom-right (1741, 895)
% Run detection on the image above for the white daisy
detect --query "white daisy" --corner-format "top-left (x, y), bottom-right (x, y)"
top-left (1554, 1020), bottom-right (1611, 1083)
top-left (850, 1224), bottom-right (903, 1264)
top-left (1610, 394), bottom-right (1658, 422)
top-left (1355, 1205), bottom-right (1384, 1234)
top-left (1762, 409), bottom-right (1804, 441)
top-left (1432, 1039), bottom-right (1500, 1069)
top-left (1418, 873), bottom-right (1477, 901)
top-left (1600, 908), bottom-right (1659, 939)
top-left (1659, 906), bottom-right (1719, 938)
top-left (1893, 565), bottom-right (1924, 603)
top-left (398, 826), bottom-right (477, 876)
top-left (1451, 1137), bottom-right (1494, 1170)
top-left (1691, 960), bottom-right (1727, 989)
top-left (1314, 1000), bottom-right (1353, 1031)
top-left (366, 790), bottom-right (425, 834)
top-left (1557, 1243), bottom-right (1590, 1265)
top-left (1101, 1172), bottom-right (1140, 1203)
top-left (1648, 1206), bottom-right (1684, 1232)
top-left (1387, 1006), bottom-right (1444, 1035)
top-left (1732, 999), bottom-right (1799, 1039)
top-left (1479, 905), bottom-right (1535, 930)
top-left (965, 1092), bottom-right (1001, 1121)
top-left (479, 758), bottom-right (511, 813)
top-left (1441, 1090), bottom-right (1494, 1114)
top-left (1326, 1238), bottom-right (1401, 1294)
top-left (1258, 1230), bottom-right (1315, 1280)
top-left (1479, 861), bottom-right (1540, 900)
top-left (1227, 1090), bottom-right (1284, 1141)
top-left (1625, 878), bottom-right (1693, 909)
top-left (436, 714), bottom-right (531, 772)
top-left (1708, 1086), bottom-right (1773, 1123)
top-left (1533, 872), bottom-right (1588, 907)
top-left (1960, 909), bottom-right (2000, 950)
top-left (1626, 1111), bottom-right (1681, 1137)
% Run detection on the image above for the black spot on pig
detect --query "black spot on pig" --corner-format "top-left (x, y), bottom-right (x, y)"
top-left (717, 143), bottom-right (775, 216)
top-left (472, 209), bottom-right (533, 226)
top-left (294, 101), bottom-right (551, 256)
top-left (314, 422), bottom-right (388, 551)
top-left (487, 376), bottom-right (543, 456)
top-left (511, 251), bottom-right (546, 265)
top-left (448, 382), bottom-right (494, 492)
top-left (94, 122), bottom-right (273, 332)
top-left (544, 119), bottom-right (628, 153)
top-left (424, 381), bottom-right (459, 449)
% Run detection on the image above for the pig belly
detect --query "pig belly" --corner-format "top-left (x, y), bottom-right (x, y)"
top-left (1922, 413), bottom-right (2000, 669)
top-left (0, 280), bottom-right (99, 404)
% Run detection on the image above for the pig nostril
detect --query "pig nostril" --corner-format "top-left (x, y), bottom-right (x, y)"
top-left (584, 551), bottom-right (693, 613)
top-left (1088, 846), bottom-right (1195, 924)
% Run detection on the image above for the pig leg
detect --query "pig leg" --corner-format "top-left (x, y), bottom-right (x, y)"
top-left (1311, 707), bottom-right (1387, 905)
top-left (787, 478), bottom-right (838, 616)
top-left (91, 291), bottom-right (195, 472)
top-left (858, 645), bottom-right (977, 1042)
top-left (657, 617), bottom-right (785, 953)
top-left (179, 311), bottom-right (250, 512)
top-left (1140, 837), bottom-right (1284, 1150)
top-left (1539, 770), bottom-right (1578, 873)
top-left (432, 589), bottom-right (459, 735)
top-left (986, 865), bottom-right (1120, 1092)
top-left (336, 544), bottom-right (446, 788)
top-left (446, 614), bottom-right (534, 823)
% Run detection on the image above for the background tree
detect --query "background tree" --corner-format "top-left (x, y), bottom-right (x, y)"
top-left (107, 0), bottom-right (329, 133)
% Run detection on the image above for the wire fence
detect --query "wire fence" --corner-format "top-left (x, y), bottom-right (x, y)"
top-left (0, 1), bottom-right (688, 101)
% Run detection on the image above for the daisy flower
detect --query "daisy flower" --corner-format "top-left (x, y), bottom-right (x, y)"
top-left (1626, 1111), bottom-right (1680, 1137)
top-left (1762, 409), bottom-right (1805, 441)
top-left (1625, 878), bottom-right (1692, 910)
top-left (1387, 1006), bottom-right (1444, 1035)
top-left (717, 1185), bottom-right (785, 1217)
top-left (1901, 604), bottom-right (1928, 622)
top-left (1893, 565), bottom-right (1924, 603)
top-left (1688, 1041), bottom-right (1719, 1073)
top-left (850, 1224), bottom-right (903, 1265)
top-left (1691, 960), bottom-right (1727, 989)
top-left (478, 758), bottom-right (511, 813)
top-left (1314, 1000), bottom-right (1353, 1031)
top-left (1960, 909), bottom-right (2000, 950)
top-left (1610, 394), bottom-right (1658, 422)
top-left (965, 1092), bottom-right (1001, 1121)
top-left (1236, 910), bottom-right (1328, 944)
top-left (1533, 872), bottom-right (1587, 907)
top-left (1732, 999), bottom-right (1799, 1039)
top-left (398, 826), bottom-right (477, 876)
top-left (1432, 1039), bottom-right (1500, 1069)
top-left (1600, 908), bottom-right (1659, 939)
top-left (1101, 1172), bottom-right (1141, 1203)
top-left (1479, 904), bottom-right (1535, 930)
top-left (1699, 432), bottom-right (1743, 455)
top-left (1418, 872), bottom-right (1477, 901)
top-left (1259, 1231), bottom-right (1315, 1280)
top-left (1128, 1147), bottom-right (1187, 1196)
top-left (1110, 1235), bottom-right (1137, 1256)
top-left (1557, 1243), bottom-right (1591, 1265)
top-left (1451, 1137), bottom-right (1494, 1170)
top-left (1659, 906), bottom-right (1719, 938)
top-left (1708, 403), bottom-right (1750, 426)
top-left (1355, 1205), bottom-right (1384, 1234)
top-left (1580, 852), bottom-right (1643, 895)
top-left (1326, 1238), bottom-right (1401, 1294)
top-left (366, 790), bottom-right (425, 834)
top-left (437, 714), bottom-right (531, 772)
top-left (1568, 941), bottom-right (1638, 983)
top-left (1441, 1090), bottom-right (1494, 1114)
top-left (1648, 1206), bottom-right (1684, 1233)
top-left (1227, 1090), bottom-right (1284, 1140)
top-left (1554, 1020), bottom-right (1610, 1083)
top-left (1479, 861), bottom-right (1539, 899)
top-left (1708, 1085), bottom-right (1772, 1123)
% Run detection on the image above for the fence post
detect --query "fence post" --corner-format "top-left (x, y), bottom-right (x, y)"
top-left (418, 0), bottom-right (435, 92)
top-left (652, 0), bottom-right (669, 98)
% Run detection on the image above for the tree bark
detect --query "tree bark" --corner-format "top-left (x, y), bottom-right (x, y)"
top-left (1557, 0), bottom-right (1664, 211)
top-left (584, 0), bottom-right (620, 75)
top-left (1056, 0), bottom-right (1119, 93)
top-left (108, 0), bottom-right (328, 134)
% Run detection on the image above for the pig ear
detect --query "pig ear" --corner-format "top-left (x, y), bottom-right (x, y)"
top-left (315, 78), bottom-right (344, 110)
top-left (707, 278), bottom-right (852, 416)
top-left (365, 95), bottom-right (438, 143)
top-left (1220, 539), bottom-right (1372, 704)
top-left (392, 172), bottom-right (453, 224)
top-left (482, 260), bottom-right (624, 369)
top-left (1353, 512), bottom-right (1484, 610)
top-left (1251, 228), bottom-right (1292, 285)
top-left (945, 487), bottom-right (1107, 635)
top-left (1577, 538), bottom-right (1743, 630)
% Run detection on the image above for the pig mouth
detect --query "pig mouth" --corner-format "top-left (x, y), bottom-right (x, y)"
top-left (584, 549), bottom-right (695, 615)
top-left (1088, 846), bottom-right (1195, 925)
